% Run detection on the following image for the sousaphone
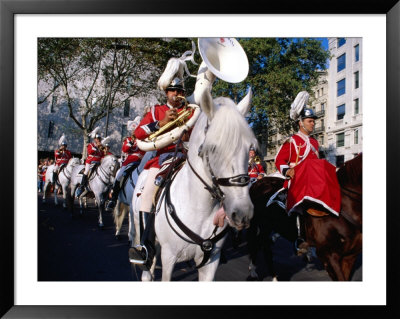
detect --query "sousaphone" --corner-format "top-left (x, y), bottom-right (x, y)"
top-left (137, 38), bottom-right (249, 151)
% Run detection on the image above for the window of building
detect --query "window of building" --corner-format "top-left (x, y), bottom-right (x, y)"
top-left (354, 129), bottom-right (359, 144)
top-left (47, 121), bottom-right (55, 138)
top-left (338, 38), bottom-right (346, 47)
top-left (354, 71), bottom-right (359, 89)
top-left (336, 155), bottom-right (345, 167)
top-left (121, 124), bottom-right (127, 141)
top-left (337, 78), bottom-right (345, 96)
top-left (354, 98), bottom-right (359, 115)
top-left (321, 102), bottom-right (325, 111)
top-left (355, 44), bottom-right (359, 62)
top-left (336, 132), bottom-right (345, 147)
top-left (337, 53), bottom-right (346, 72)
top-left (337, 104), bottom-right (345, 120)
top-left (321, 87), bottom-right (324, 96)
top-left (50, 95), bottom-right (57, 113)
top-left (123, 99), bottom-right (130, 117)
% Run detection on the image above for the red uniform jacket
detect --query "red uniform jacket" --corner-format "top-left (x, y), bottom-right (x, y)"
top-left (134, 104), bottom-right (192, 169)
top-left (275, 132), bottom-right (340, 215)
top-left (248, 162), bottom-right (265, 179)
top-left (275, 132), bottom-right (319, 179)
top-left (121, 136), bottom-right (145, 167)
top-left (54, 149), bottom-right (72, 166)
top-left (85, 143), bottom-right (103, 164)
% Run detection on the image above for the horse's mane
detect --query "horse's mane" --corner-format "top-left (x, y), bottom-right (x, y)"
top-left (201, 97), bottom-right (258, 170)
top-left (337, 153), bottom-right (362, 187)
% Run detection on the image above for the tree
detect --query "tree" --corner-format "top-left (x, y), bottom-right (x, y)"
top-left (211, 38), bottom-right (330, 150)
top-left (38, 38), bottom-right (194, 157)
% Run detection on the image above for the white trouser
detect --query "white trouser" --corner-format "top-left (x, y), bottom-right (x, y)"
top-left (84, 162), bottom-right (98, 175)
top-left (139, 167), bottom-right (159, 213)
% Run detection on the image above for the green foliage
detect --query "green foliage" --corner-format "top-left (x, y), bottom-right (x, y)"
top-left (212, 38), bottom-right (330, 147)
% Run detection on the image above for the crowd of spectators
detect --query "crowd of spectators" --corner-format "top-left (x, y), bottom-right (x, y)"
top-left (37, 158), bottom-right (54, 193)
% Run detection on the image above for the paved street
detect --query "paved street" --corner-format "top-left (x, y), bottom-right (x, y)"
top-left (38, 193), bottom-right (361, 282)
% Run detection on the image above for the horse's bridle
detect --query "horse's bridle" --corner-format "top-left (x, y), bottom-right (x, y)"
top-left (94, 160), bottom-right (116, 186)
top-left (187, 154), bottom-right (250, 204)
top-left (159, 129), bottom-right (250, 268)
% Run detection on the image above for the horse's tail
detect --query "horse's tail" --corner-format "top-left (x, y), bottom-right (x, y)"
top-left (113, 200), bottom-right (129, 231)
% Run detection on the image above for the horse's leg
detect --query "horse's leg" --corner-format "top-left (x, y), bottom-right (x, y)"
top-left (197, 251), bottom-right (221, 281)
top-left (114, 201), bottom-right (128, 240)
top-left (246, 217), bottom-right (260, 280)
top-left (160, 246), bottom-right (177, 281)
top-left (128, 206), bottom-right (135, 244)
top-left (42, 182), bottom-right (48, 203)
top-left (341, 254), bottom-right (358, 281)
top-left (320, 252), bottom-right (344, 281)
top-left (62, 184), bottom-right (68, 209)
top-left (54, 184), bottom-right (59, 206)
top-left (96, 194), bottom-right (104, 228)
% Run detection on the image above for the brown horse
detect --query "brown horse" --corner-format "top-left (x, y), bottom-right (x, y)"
top-left (247, 153), bottom-right (362, 281)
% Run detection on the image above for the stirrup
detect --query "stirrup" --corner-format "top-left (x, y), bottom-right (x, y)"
top-left (129, 245), bottom-right (148, 265)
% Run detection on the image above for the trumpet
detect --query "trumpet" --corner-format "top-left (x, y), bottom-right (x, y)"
top-left (148, 96), bottom-right (193, 141)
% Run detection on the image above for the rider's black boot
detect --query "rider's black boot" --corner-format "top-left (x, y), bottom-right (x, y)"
top-left (129, 212), bottom-right (155, 271)
top-left (76, 174), bottom-right (88, 198)
top-left (106, 182), bottom-right (121, 211)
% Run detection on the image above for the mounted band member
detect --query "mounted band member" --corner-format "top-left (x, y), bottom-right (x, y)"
top-left (106, 117), bottom-right (145, 211)
top-left (76, 127), bottom-right (103, 198)
top-left (53, 134), bottom-right (72, 184)
top-left (248, 146), bottom-right (265, 182)
top-left (101, 136), bottom-right (113, 156)
top-left (274, 91), bottom-right (341, 250)
top-left (129, 72), bottom-right (193, 267)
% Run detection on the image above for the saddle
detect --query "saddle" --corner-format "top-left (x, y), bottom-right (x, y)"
top-left (153, 156), bottom-right (186, 208)
top-left (120, 163), bottom-right (138, 190)
top-left (78, 162), bottom-right (100, 179)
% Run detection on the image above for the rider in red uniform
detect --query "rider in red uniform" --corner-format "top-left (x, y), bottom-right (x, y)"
top-left (129, 77), bottom-right (191, 269)
top-left (274, 95), bottom-right (341, 252)
top-left (76, 127), bottom-right (103, 198)
top-left (101, 136), bottom-right (113, 156)
top-left (248, 147), bottom-right (265, 182)
top-left (53, 134), bottom-right (72, 183)
top-left (106, 118), bottom-right (145, 211)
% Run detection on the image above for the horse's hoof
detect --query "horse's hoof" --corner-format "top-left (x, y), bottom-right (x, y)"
top-left (99, 223), bottom-right (104, 229)
top-left (115, 234), bottom-right (121, 240)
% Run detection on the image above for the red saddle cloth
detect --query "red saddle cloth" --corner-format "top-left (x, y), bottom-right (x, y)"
top-left (287, 159), bottom-right (341, 216)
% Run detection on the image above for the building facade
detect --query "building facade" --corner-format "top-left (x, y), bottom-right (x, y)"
top-left (325, 37), bottom-right (362, 167)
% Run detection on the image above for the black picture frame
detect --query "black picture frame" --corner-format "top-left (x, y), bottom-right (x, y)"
top-left (1, 0), bottom-right (399, 318)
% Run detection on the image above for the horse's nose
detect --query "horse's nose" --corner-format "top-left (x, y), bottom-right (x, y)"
top-left (231, 210), bottom-right (252, 228)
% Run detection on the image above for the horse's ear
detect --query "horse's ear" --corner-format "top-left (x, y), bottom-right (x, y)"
top-left (236, 87), bottom-right (252, 117)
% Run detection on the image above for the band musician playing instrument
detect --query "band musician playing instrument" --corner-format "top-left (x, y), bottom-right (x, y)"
top-left (76, 127), bottom-right (104, 198)
top-left (106, 117), bottom-right (145, 211)
top-left (53, 134), bottom-right (72, 184)
top-left (129, 77), bottom-right (193, 268)
top-left (248, 146), bottom-right (265, 182)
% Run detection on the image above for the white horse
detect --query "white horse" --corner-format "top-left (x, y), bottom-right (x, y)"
top-left (42, 158), bottom-right (81, 207)
top-left (113, 151), bottom-right (156, 241)
top-left (70, 155), bottom-right (119, 228)
top-left (132, 90), bottom-right (256, 281)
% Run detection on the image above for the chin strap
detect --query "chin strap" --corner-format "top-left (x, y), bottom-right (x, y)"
top-left (300, 120), bottom-right (312, 134)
